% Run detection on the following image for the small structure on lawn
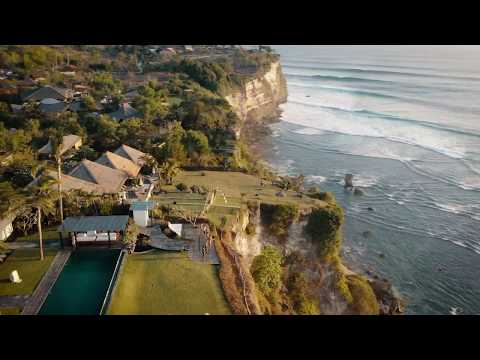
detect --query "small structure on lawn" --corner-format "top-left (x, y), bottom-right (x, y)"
top-left (130, 201), bottom-right (156, 227)
top-left (58, 215), bottom-right (130, 249)
top-left (10, 270), bottom-right (22, 284)
top-left (167, 222), bottom-right (182, 237)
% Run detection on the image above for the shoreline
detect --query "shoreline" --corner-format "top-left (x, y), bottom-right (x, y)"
top-left (241, 110), bottom-right (405, 314)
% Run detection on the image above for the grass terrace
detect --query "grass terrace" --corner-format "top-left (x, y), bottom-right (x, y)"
top-left (0, 248), bottom-right (57, 296)
top-left (152, 171), bottom-right (327, 228)
top-left (107, 251), bottom-right (231, 315)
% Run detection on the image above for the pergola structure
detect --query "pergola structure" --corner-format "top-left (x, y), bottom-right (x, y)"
top-left (58, 216), bottom-right (130, 249)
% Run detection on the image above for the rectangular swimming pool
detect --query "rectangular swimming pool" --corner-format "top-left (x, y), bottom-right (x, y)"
top-left (39, 249), bottom-right (121, 315)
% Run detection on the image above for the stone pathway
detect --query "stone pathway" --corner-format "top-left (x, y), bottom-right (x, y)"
top-left (21, 249), bottom-right (72, 315)
top-left (0, 295), bottom-right (29, 308)
top-left (183, 225), bottom-right (220, 265)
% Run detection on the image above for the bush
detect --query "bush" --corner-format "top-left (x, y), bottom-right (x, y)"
top-left (308, 191), bottom-right (336, 203)
top-left (245, 223), bottom-right (256, 236)
top-left (176, 183), bottom-right (188, 191)
top-left (287, 271), bottom-right (320, 315)
top-left (251, 245), bottom-right (283, 301)
top-left (304, 205), bottom-right (344, 258)
top-left (261, 203), bottom-right (299, 238)
top-left (347, 275), bottom-right (380, 315)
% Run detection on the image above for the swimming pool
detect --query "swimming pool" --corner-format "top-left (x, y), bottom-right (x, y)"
top-left (39, 249), bottom-right (121, 315)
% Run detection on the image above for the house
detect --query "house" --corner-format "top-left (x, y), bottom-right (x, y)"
top-left (38, 134), bottom-right (83, 158)
top-left (123, 88), bottom-right (140, 102)
top-left (38, 98), bottom-right (69, 114)
top-left (95, 151), bottom-right (141, 178)
top-left (21, 85), bottom-right (74, 102)
top-left (107, 102), bottom-right (139, 121)
top-left (58, 159), bottom-right (130, 195)
top-left (0, 215), bottom-right (14, 241)
top-left (114, 144), bottom-right (146, 167)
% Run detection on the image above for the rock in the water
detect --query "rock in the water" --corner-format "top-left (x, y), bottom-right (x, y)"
top-left (378, 252), bottom-right (385, 258)
top-left (362, 230), bottom-right (373, 238)
top-left (367, 207), bottom-right (374, 211)
top-left (344, 174), bottom-right (354, 189)
top-left (353, 187), bottom-right (364, 196)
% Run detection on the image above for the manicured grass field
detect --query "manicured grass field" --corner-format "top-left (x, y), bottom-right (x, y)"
top-left (0, 248), bottom-right (57, 296)
top-left (173, 171), bottom-right (326, 209)
top-left (107, 251), bottom-right (231, 315)
top-left (0, 307), bottom-right (21, 315)
top-left (15, 228), bottom-right (61, 244)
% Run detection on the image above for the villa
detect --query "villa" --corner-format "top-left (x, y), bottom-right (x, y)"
top-left (52, 144), bottom-right (148, 198)
top-left (38, 134), bottom-right (83, 159)
top-left (107, 102), bottom-right (139, 121)
top-left (21, 85), bottom-right (74, 102)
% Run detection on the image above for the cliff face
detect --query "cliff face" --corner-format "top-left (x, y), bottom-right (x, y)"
top-left (225, 61), bottom-right (288, 136)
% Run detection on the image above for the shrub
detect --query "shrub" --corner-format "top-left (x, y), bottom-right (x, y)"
top-left (347, 275), bottom-right (380, 315)
top-left (304, 205), bottom-right (344, 258)
top-left (308, 191), bottom-right (336, 203)
top-left (98, 200), bottom-right (114, 216)
top-left (245, 223), bottom-right (256, 236)
top-left (251, 245), bottom-right (283, 301)
top-left (176, 182), bottom-right (188, 191)
top-left (287, 271), bottom-right (320, 315)
top-left (261, 203), bottom-right (299, 238)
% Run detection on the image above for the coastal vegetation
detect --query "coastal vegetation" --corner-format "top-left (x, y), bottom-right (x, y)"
top-left (0, 45), bottom-right (393, 316)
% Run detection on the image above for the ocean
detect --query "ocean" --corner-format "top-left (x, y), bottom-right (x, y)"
top-left (262, 45), bottom-right (480, 315)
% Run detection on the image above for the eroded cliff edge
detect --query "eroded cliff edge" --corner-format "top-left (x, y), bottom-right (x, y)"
top-left (225, 60), bottom-right (288, 136)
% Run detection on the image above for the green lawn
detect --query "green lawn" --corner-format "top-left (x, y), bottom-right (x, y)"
top-left (0, 307), bottom-right (21, 315)
top-left (152, 171), bottom-right (326, 229)
top-left (107, 251), bottom-right (231, 315)
top-left (0, 248), bottom-right (57, 296)
top-left (173, 171), bottom-right (326, 209)
top-left (15, 227), bottom-right (61, 244)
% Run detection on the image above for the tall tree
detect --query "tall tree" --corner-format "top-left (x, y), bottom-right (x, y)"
top-left (50, 133), bottom-right (65, 223)
top-left (1, 176), bottom-right (58, 260)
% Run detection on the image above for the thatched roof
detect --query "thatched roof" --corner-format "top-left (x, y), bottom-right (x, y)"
top-left (21, 85), bottom-right (73, 102)
top-left (62, 159), bottom-right (128, 194)
top-left (38, 135), bottom-right (82, 156)
top-left (114, 144), bottom-right (146, 167)
top-left (96, 151), bottom-right (140, 178)
top-left (107, 102), bottom-right (139, 121)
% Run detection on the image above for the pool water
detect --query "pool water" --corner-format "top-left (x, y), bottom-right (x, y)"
top-left (39, 249), bottom-right (120, 315)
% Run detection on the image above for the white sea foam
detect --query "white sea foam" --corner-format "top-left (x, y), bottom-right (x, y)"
top-left (292, 127), bottom-right (326, 135)
top-left (434, 203), bottom-right (480, 221)
top-left (305, 175), bottom-right (327, 184)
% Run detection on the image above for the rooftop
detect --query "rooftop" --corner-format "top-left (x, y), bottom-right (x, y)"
top-left (130, 200), bottom-right (156, 211)
top-left (58, 216), bottom-right (130, 233)
top-left (38, 135), bottom-right (82, 156)
top-left (96, 151), bottom-right (141, 178)
top-left (114, 144), bottom-right (146, 167)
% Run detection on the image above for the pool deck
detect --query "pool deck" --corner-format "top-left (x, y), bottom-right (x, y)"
top-left (21, 249), bottom-right (72, 315)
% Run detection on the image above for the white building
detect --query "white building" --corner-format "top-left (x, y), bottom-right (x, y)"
top-left (130, 201), bottom-right (156, 227)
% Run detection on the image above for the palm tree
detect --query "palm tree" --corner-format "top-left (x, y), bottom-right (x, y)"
top-left (50, 134), bottom-right (65, 223)
top-left (141, 154), bottom-right (159, 175)
top-left (159, 160), bottom-right (181, 185)
top-left (5, 176), bottom-right (57, 261)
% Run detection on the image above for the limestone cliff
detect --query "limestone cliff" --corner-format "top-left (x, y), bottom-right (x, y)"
top-left (225, 61), bottom-right (288, 136)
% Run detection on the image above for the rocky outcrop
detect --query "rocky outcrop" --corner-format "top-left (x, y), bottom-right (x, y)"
top-left (225, 61), bottom-right (288, 137)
